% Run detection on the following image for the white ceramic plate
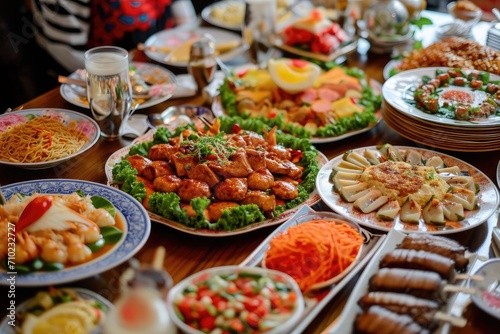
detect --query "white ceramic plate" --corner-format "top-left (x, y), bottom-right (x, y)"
top-left (0, 109), bottom-right (99, 170)
top-left (241, 204), bottom-right (387, 334)
top-left (105, 131), bottom-right (325, 237)
top-left (383, 67), bottom-right (500, 127)
top-left (143, 26), bottom-right (246, 67)
top-left (382, 59), bottom-right (402, 80)
top-left (201, 0), bottom-right (245, 31)
top-left (316, 145), bottom-right (500, 234)
top-left (0, 288), bottom-right (113, 334)
top-left (467, 258), bottom-right (500, 320)
top-left (0, 179), bottom-right (150, 286)
top-left (60, 61), bottom-right (176, 110)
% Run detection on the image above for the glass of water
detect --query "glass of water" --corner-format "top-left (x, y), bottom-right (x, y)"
top-left (84, 46), bottom-right (132, 140)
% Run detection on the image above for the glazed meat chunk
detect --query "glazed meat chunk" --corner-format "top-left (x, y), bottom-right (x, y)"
top-left (271, 180), bottom-right (298, 200)
top-left (178, 179), bottom-right (210, 203)
top-left (126, 154), bottom-right (151, 175)
top-left (213, 178), bottom-right (248, 202)
top-left (153, 175), bottom-right (182, 193)
top-left (245, 148), bottom-right (267, 170)
top-left (247, 168), bottom-right (274, 191)
top-left (241, 190), bottom-right (276, 213)
top-left (142, 161), bottom-right (175, 181)
top-left (186, 164), bottom-right (220, 187)
top-left (148, 143), bottom-right (179, 161)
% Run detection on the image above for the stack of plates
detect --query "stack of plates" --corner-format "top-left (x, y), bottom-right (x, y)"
top-left (382, 67), bottom-right (500, 152)
top-left (486, 25), bottom-right (500, 51)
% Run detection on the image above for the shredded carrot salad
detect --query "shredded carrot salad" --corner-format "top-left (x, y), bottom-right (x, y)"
top-left (264, 219), bottom-right (364, 292)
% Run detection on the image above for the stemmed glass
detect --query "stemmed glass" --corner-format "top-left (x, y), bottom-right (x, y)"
top-left (84, 46), bottom-right (133, 140)
top-left (187, 36), bottom-right (217, 104)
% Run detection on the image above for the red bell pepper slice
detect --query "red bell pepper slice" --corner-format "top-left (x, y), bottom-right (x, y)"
top-left (17, 195), bottom-right (53, 231)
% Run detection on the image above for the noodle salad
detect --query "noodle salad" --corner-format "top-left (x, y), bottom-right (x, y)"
top-left (0, 110), bottom-right (97, 163)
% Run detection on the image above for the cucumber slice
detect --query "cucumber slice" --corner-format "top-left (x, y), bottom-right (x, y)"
top-left (422, 197), bottom-right (445, 225)
top-left (353, 190), bottom-right (389, 213)
top-left (363, 149), bottom-right (382, 165)
top-left (405, 150), bottom-right (423, 166)
top-left (442, 200), bottom-right (465, 221)
top-left (400, 197), bottom-right (421, 223)
top-left (425, 156), bottom-right (445, 169)
top-left (340, 183), bottom-right (370, 202)
top-left (376, 200), bottom-right (401, 220)
top-left (343, 151), bottom-right (371, 168)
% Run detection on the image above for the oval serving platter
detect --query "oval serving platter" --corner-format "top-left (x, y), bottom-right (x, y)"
top-left (0, 179), bottom-right (150, 286)
top-left (105, 131), bottom-right (325, 237)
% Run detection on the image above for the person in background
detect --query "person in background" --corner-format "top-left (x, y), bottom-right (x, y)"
top-left (30, 0), bottom-right (196, 72)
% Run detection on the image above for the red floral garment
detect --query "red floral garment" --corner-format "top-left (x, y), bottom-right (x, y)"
top-left (88, 0), bottom-right (175, 49)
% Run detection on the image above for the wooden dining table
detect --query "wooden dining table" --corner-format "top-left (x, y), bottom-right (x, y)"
top-left (1, 9), bottom-right (500, 334)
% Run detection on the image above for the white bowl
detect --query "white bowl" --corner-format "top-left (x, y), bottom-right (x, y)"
top-left (467, 258), bottom-right (500, 320)
top-left (166, 266), bottom-right (304, 334)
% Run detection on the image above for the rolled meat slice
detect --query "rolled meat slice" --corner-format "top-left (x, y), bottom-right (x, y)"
top-left (354, 305), bottom-right (429, 334)
top-left (368, 268), bottom-right (445, 301)
top-left (380, 248), bottom-right (456, 280)
top-left (400, 233), bottom-right (463, 249)
top-left (358, 292), bottom-right (441, 330)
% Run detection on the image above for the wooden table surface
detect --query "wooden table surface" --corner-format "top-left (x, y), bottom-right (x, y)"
top-left (1, 10), bottom-right (500, 334)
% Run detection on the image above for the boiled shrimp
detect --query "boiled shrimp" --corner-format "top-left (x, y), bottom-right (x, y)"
top-left (15, 231), bottom-right (39, 264)
top-left (39, 238), bottom-right (68, 263)
top-left (62, 232), bottom-right (92, 264)
top-left (87, 208), bottom-right (115, 228)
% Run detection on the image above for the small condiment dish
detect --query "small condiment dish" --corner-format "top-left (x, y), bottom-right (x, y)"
top-left (467, 258), bottom-right (500, 320)
top-left (147, 105), bottom-right (215, 130)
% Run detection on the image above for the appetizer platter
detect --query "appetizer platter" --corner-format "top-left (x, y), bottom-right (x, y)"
top-left (383, 67), bottom-right (500, 126)
top-left (143, 26), bottom-right (246, 67)
top-left (0, 287), bottom-right (113, 333)
top-left (218, 58), bottom-right (381, 143)
top-left (60, 62), bottom-right (177, 110)
top-left (0, 179), bottom-right (150, 286)
top-left (240, 205), bottom-right (387, 334)
top-left (105, 121), bottom-right (325, 237)
top-left (325, 230), bottom-right (478, 334)
top-left (0, 109), bottom-right (99, 170)
top-left (273, 9), bottom-right (357, 62)
top-left (316, 144), bottom-right (499, 234)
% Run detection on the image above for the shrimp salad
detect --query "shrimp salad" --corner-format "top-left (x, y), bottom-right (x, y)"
top-left (111, 120), bottom-right (320, 231)
top-left (0, 192), bottom-right (124, 273)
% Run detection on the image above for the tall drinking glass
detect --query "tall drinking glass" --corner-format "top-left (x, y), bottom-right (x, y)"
top-left (84, 46), bottom-right (132, 140)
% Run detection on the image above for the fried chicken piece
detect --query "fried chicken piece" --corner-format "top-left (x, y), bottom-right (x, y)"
top-left (270, 180), bottom-right (298, 200)
top-left (177, 179), bottom-right (210, 203)
top-left (142, 161), bottom-right (175, 181)
top-left (241, 190), bottom-right (276, 212)
top-left (186, 164), bottom-right (220, 187)
top-left (148, 143), bottom-right (179, 161)
top-left (126, 154), bottom-right (152, 175)
top-left (153, 175), bottom-right (182, 193)
top-left (213, 178), bottom-right (248, 202)
top-left (247, 168), bottom-right (274, 191)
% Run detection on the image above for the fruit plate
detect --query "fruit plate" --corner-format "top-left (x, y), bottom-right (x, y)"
top-left (273, 38), bottom-right (358, 63)
top-left (104, 131), bottom-right (326, 237)
top-left (316, 145), bottom-right (499, 234)
top-left (0, 179), bottom-right (150, 286)
top-left (240, 204), bottom-right (387, 334)
top-left (0, 288), bottom-right (113, 334)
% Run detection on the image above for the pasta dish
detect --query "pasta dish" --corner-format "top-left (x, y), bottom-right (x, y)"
top-left (0, 117), bottom-right (89, 163)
